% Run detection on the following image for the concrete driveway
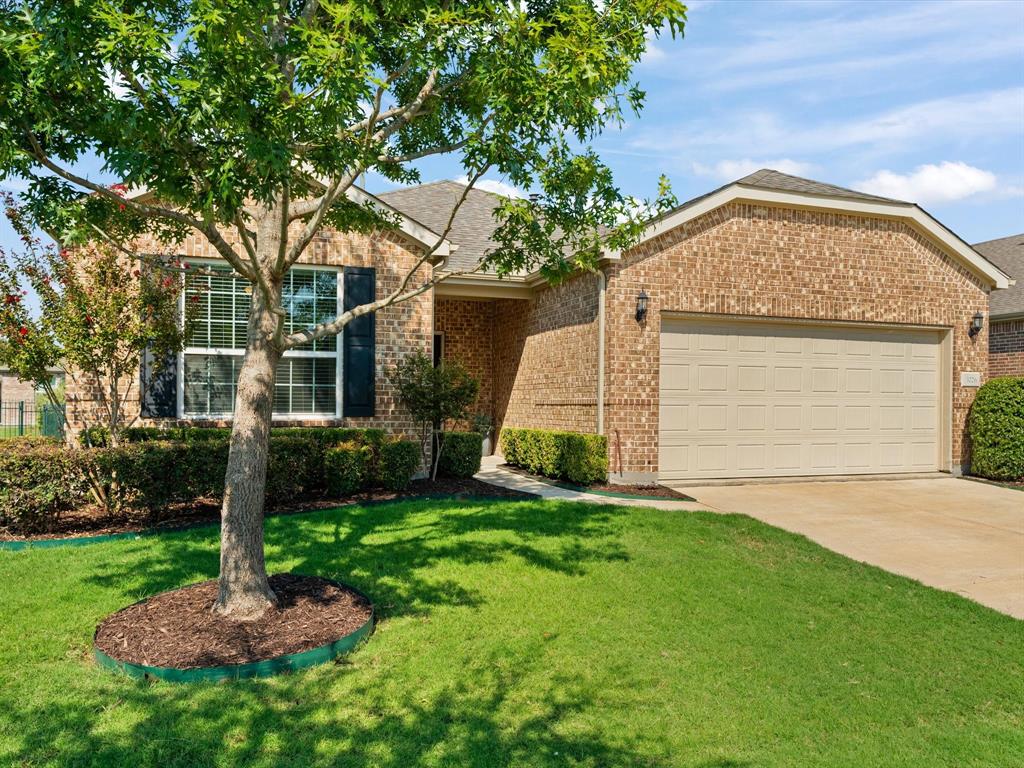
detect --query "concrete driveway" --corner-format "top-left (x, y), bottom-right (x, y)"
top-left (682, 477), bottom-right (1024, 619)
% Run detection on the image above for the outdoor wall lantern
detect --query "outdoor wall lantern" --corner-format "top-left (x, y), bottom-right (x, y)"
top-left (635, 290), bottom-right (649, 323)
top-left (969, 311), bottom-right (985, 338)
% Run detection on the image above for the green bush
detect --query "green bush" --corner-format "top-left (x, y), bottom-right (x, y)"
top-left (558, 432), bottom-right (609, 485)
top-left (0, 439), bottom-right (90, 532)
top-left (324, 442), bottom-right (372, 496)
top-left (266, 436), bottom-right (324, 504)
top-left (969, 377), bottom-right (1024, 481)
top-left (376, 438), bottom-right (421, 491)
top-left (500, 427), bottom-right (608, 484)
top-left (84, 425), bottom-right (387, 447)
top-left (437, 432), bottom-right (483, 478)
top-left (1, 428), bottom-right (421, 533)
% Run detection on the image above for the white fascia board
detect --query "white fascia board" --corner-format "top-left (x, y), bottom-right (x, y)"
top-left (600, 185), bottom-right (1012, 290)
top-left (434, 275), bottom-right (533, 299)
top-left (344, 185), bottom-right (455, 259)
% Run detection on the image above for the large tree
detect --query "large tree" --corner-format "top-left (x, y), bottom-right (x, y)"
top-left (0, 0), bottom-right (685, 619)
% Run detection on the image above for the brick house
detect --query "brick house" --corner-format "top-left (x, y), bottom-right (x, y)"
top-left (74, 169), bottom-right (1012, 482)
top-left (973, 234), bottom-right (1024, 378)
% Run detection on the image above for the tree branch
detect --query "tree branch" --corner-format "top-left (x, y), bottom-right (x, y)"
top-left (25, 130), bottom-right (252, 280)
top-left (282, 168), bottom-right (361, 267)
top-left (281, 165), bottom-right (490, 350)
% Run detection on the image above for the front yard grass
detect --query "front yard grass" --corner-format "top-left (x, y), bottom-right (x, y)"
top-left (0, 498), bottom-right (1020, 767)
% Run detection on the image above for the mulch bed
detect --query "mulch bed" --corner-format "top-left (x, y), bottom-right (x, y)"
top-left (94, 573), bottom-right (372, 669)
top-left (0, 477), bottom-right (536, 543)
top-left (500, 464), bottom-right (695, 500)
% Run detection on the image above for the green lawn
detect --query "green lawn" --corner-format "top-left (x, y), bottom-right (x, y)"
top-left (1, 499), bottom-right (1021, 768)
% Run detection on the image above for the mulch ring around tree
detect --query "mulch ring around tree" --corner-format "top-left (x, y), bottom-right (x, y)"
top-left (94, 574), bottom-right (373, 671)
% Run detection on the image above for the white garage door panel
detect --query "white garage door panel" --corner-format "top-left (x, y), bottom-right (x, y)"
top-left (659, 320), bottom-right (942, 480)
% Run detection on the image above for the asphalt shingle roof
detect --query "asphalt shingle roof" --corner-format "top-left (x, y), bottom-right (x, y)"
top-left (375, 169), bottom-right (962, 280)
top-left (973, 233), bottom-right (1024, 318)
top-left (735, 168), bottom-right (912, 205)
top-left (376, 180), bottom-right (506, 273)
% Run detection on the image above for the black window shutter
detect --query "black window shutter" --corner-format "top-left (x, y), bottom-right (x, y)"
top-left (140, 348), bottom-right (178, 418)
top-left (343, 267), bottom-right (376, 417)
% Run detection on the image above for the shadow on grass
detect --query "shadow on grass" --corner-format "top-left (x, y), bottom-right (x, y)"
top-left (0, 650), bottom-right (670, 767)
top-left (0, 498), bottom-right (673, 766)
top-left (82, 497), bottom-right (630, 621)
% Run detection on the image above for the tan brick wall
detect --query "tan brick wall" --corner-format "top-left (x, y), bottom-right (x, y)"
top-left (435, 298), bottom-right (494, 424)
top-left (604, 202), bottom-right (990, 476)
top-left (492, 273), bottom-right (600, 436)
top-left (0, 374), bottom-right (36, 406)
top-left (66, 223), bottom-right (432, 441)
top-left (990, 319), bottom-right (1024, 377)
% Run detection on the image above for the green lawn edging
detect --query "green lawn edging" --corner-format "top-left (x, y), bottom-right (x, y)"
top-left (93, 581), bottom-right (375, 683)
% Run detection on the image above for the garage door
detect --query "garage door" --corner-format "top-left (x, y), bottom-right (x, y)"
top-left (659, 318), bottom-right (943, 480)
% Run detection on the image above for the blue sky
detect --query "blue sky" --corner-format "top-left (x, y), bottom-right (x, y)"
top-left (386, 0), bottom-right (1024, 244)
top-left (2, 0), bottom-right (1022, 254)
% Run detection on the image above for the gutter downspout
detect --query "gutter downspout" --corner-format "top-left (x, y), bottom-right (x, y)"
top-left (597, 269), bottom-right (606, 435)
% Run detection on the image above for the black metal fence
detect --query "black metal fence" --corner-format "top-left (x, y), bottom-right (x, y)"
top-left (0, 402), bottom-right (65, 439)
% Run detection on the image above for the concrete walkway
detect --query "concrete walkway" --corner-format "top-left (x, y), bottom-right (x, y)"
top-left (681, 477), bottom-right (1024, 619)
top-left (476, 458), bottom-right (1024, 619)
top-left (475, 456), bottom-right (710, 511)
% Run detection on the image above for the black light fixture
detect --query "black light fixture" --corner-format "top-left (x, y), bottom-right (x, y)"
top-left (635, 289), bottom-right (649, 323)
top-left (969, 311), bottom-right (985, 338)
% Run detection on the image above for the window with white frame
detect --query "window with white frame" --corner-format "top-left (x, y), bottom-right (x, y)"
top-left (182, 262), bottom-right (340, 417)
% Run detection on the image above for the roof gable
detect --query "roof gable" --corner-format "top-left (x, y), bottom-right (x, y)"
top-left (612, 169), bottom-right (1011, 291)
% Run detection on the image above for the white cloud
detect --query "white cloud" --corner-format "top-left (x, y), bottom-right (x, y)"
top-left (693, 158), bottom-right (818, 181)
top-left (631, 88), bottom-right (1024, 158)
top-left (454, 175), bottom-right (525, 198)
top-left (852, 162), bottom-right (998, 204)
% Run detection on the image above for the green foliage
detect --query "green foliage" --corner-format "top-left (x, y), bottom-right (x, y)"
top-left (437, 432), bottom-right (483, 479)
top-left (324, 442), bottom-right (372, 497)
top-left (84, 425), bottom-right (385, 447)
top-left (0, 428), bottom-right (423, 532)
top-left (501, 427), bottom-right (608, 485)
top-left (376, 439), bottom-right (422, 492)
top-left (0, 438), bottom-right (89, 532)
top-left (390, 352), bottom-right (479, 477)
top-left (1, 1), bottom-right (685, 270)
top-left (390, 353), bottom-right (480, 430)
top-left (969, 377), bottom-right (1024, 481)
top-left (0, 231), bottom-right (194, 447)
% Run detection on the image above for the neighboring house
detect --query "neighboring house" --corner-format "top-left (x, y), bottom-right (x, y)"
top-left (67, 169), bottom-right (1011, 482)
top-left (972, 234), bottom-right (1024, 377)
top-left (0, 366), bottom-right (63, 407)
top-left (0, 368), bottom-right (37, 408)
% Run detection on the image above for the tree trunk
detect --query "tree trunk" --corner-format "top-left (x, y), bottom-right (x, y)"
top-left (213, 260), bottom-right (283, 620)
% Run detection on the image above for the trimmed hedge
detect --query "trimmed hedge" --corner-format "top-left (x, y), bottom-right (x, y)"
top-left (82, 425), bottom-right (386, 448)
top-left (437, 432), bottom-right (483, 478)
top-left (0, 439), bottom-right (91, 532)
top-left (0, 429), bottom-right (420, 533)
top-left (324, 442), bottom-right (372, 496)
top-left (969, 377), bottom-right (1024, 481)
top-left (500, 427), bottom-right (608, 484)
top-left (376, 439), bottom-right (421, 491)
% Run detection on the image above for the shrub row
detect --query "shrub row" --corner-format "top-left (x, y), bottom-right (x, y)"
top-left (0, 429), bottom-right (419, 534)
top-left (322, 439), bottom-right (420, 495)
top-left (969, 376), bottom-right (1024, 481)
top-left (82, 425), bottom-right (385, 448)
top-left (500, 427), bottom-right (607, 485)
top-left (437, 432), bottom-right (483, 478)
